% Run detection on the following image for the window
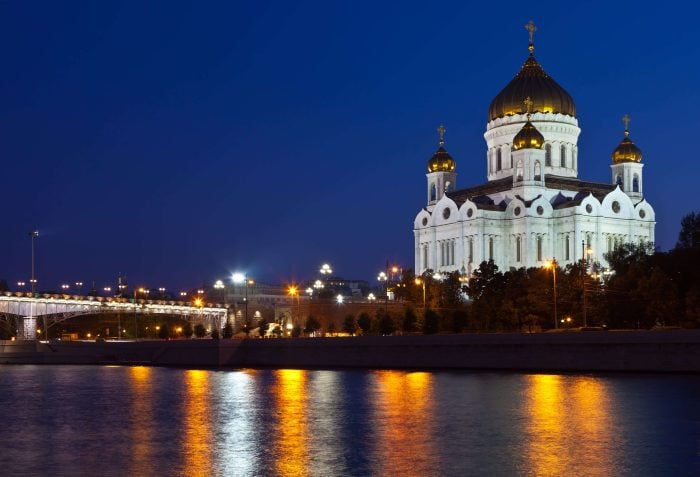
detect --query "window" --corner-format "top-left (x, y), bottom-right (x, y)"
top-left (534, 161), bottom-right (541, 181)
top-left (516, 236), bottom-right (521, 262)
top-left (516, 160), bottom-right (523, 182)
top-left (423, 245), bottom-right (428, 269)
top-left (497, 149), bottom-right (502, 171)
top-left (440, 242), bottom-right (445, 266)
top-left (430, 183), bottom-right (437, 201)
top-left (468, 238), bottom-right (473, 264)
top-left (616, 175), bottom-right (623, 189)
top-left (565, 235), bottom-right (570, 261)
top-left (545, 144), bottom-right (552, 166)
top-left (633, 174), bottom-right (639, 193)
top-left (537, 236), bottom-right (543, 262)
top-left (560, 144), bottom-right (566, 167)
top-left (489, 237), bottom-right (494, 261)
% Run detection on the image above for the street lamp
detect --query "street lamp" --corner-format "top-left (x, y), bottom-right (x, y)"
top-left (543, 259), bottom-right (558, 329)
top-left (320, 263), bottom-right (333, 287)
top-left (287, 285), bottom-right (299, 328)
top-left (233, 273), bottom-right (253, 330)
top-left (61, 284), bottom-right (70, 292)
top-left (414, 278), bottom-right (426, 310)
top-left (336, 294), bottom-right (344, 304)
top-left (367, 293), bottom-right (376, 302)
top-left (103, 286), bottom-right (112, 295)
top-left (29, 230), bottom-right (39, 293)
top-left (75, 282), bottom-right (84, 295)
top-left (377, 271), bottom-right (388, 310)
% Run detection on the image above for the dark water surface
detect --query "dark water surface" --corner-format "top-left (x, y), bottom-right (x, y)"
top-left (0, 366), bottom-right (698, 476)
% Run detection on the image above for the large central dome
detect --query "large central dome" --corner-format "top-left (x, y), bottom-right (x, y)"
top-left (488, 53), bottom-right (576, 121)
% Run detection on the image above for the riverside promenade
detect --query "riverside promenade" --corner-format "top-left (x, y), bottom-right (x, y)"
top-left (2, 330), bottom-right (700, 373)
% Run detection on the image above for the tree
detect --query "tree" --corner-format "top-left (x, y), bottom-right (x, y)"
top-left (183, 322), bottom-right (194, 338)
top-left (211, 329), bottom-right (220, 339)
top-left (194, 323), bottom-right (206, 338)
top-left (291, 325), bottom-right (302, 338)
top-left (342, 314), bottom-right (356, 335)
top-left (304, 316), bottom-right (321, 335)
top-left (222, 321), bottom-right (234, 338)
top-left (378, 311), bottom-right (396, 336)
top-left (158, 324), bottom-right (170, 339)
top-left (451, 309), bottom-right (469, 333)
top-left (357, 312), bottom-right (372, 334)
top-left (402, 308), bottom-right (418, 333)
top-left (676, 211), bottom-right (700, 250)
top-left (423, 308), bottom-right (440, 334)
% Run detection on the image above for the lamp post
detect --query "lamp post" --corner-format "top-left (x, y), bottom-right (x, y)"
top-left (233, 273), bottom-right (253, 331)
top-left (29, 230), bottom-right (39, 293)
top-left (377, 271), bottom-right (388, 311)
top-left (75, 282), bottom-right (84, 296)
top-left (414, 278), bottom-right (426, 310)
top-left (544, 259), bottom-right (558, 329)
top-left (287, 285), bottom-right (299, 329)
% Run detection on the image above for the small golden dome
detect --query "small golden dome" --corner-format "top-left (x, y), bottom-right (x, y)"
top-left (612, 115), bottom-right (642, 163)
top-left (512, 120), bottom-right (545, 151)
top-left (428, 124), bottom-right (456, 172)
top-left (428, 146), bottom-right (456, 172)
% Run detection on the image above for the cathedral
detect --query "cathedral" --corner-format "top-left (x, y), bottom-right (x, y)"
top-left (413, 21), bottom-right (655, 276)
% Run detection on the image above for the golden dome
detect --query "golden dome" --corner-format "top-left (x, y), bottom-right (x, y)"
top-left (428, 146), bottom-right (456, 172)
top-left (512, 120), bottom-right (545, 150)
top-left (612, 135), bottom-right (642, 164)
top-left (612, 114), bottom-right (642, 163)
top-left (488, 36), bottom-right (576, 121)
top-left (428, 124), bottom-right (456, 172)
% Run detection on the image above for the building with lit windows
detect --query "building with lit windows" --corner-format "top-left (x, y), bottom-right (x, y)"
top-left (413, 22), bottom-right (655, 276)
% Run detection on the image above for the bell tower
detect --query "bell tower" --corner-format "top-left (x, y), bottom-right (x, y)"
top-left (426, 124), bottom-right (457, 209)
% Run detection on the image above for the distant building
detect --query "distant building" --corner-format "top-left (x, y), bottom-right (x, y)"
top-left (414, 22), bottom-right (655, 275)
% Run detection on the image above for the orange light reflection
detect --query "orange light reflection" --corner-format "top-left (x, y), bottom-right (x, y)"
top-left (181, 370), bottom-right (214, 476)
top-left (128, 366), bottom-right (153, 475)
top-left (372, 371), bottom-right (435, 476)
top-left (524, 375), bottom-right (615, 475)
top-left (273, 369), bottom-right (309, 477)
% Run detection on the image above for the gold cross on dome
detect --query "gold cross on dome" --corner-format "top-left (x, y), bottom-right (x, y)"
top-left (437, 124), bottom-right (446, 145)
top-left (525, 20), bottom-right (537, 48)
top-left (622, 113), bottom-right (631, 131)
top-left (524, 96), bottom-right (534, 115)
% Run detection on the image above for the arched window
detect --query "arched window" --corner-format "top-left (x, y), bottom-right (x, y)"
top-left (565, 235), bottom-right (570, 261)
top-left (489, 237), bottom-right (494, 261)
top-left (616, 175), bottom-right (623, 189)
top-left (423, 245), bottom-right (428, 269)
top-left (516, 160), bottom-right (523, 182)
top-left (516, 236), bottom-right (521, 262)
top-left (468, 238), bottom-right (473, 263)
top-left (496, 149), bottom-right (502, 171)
top-left (633, 174), bottom-right (639, 192)
top-left (560, 144), bottom-right (566, 167)
top-left (534, 161), bottom-right (542, 181)
top-left (537, 236), bottom-right (543, 261)
top-left (430, 183), bottom-right (437, 201)
top-left (545, 144), bottom-right (552, 166)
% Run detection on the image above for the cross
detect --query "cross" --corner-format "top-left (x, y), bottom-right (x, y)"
top-left (622, 113), bottom-right (631, 131)
top-left (437, 124), bottom-right (446, 145)
top-left (525, 20), bottom-right (537, 45)
top-left (523, 96), bottom-right (534, 115)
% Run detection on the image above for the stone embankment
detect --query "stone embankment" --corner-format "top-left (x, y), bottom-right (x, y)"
top-left (2, 330), bottom-right (700, 372)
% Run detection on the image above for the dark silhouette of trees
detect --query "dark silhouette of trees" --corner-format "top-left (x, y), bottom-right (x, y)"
top-left (194, 323), bottom-right (206, 338)
top-left (342, 314), bottom-right (356, 335)
top-left (357, 312), bottom-right (372, 334)
top-left (183, 322), bottom-right (194, 338)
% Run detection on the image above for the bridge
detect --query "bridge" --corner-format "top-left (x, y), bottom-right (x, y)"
top-left (0, 292), bottom-right (228, 340)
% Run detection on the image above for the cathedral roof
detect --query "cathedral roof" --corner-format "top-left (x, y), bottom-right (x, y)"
top-left (488, 24), bottom-right (576, 121)
top-left (446, 175), bottom-right (615, 210)
top-left (612, 115), bottom-right (642, 164)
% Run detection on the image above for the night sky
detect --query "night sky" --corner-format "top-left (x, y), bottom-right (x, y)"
top-left (2, 1), bottom-right (698, 292)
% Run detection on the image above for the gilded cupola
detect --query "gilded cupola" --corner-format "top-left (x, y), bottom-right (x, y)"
top-left (488, 20), bottom-right (576, 121)
top-left (512, 97), bottom-right (545, 150)
top-left (428, 124), bottom-right (456, 172)
top-left (612, 114), bottom-right (642, 164)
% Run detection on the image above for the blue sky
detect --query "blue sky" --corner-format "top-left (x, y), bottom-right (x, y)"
top-left (1, 1), bottom-right (698, 291)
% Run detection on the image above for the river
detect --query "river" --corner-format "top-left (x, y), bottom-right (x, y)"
top-left (0, 366), bottom-right (698, 476)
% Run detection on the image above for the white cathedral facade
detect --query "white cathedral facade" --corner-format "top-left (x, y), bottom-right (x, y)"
top-left (413, 24), bottom-right (655, 276)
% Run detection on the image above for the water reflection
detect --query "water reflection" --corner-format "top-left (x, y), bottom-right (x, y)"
top-left (181, 370), bottom-right (214, 476)
top-left (128, 366), bottom-right (153, 475)
top-left (524, 375), bottom-right (615, 475)
top-left (272, 369), bottom-right (310, 477)
top-left (372, 371), bottom-right (436, 476)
